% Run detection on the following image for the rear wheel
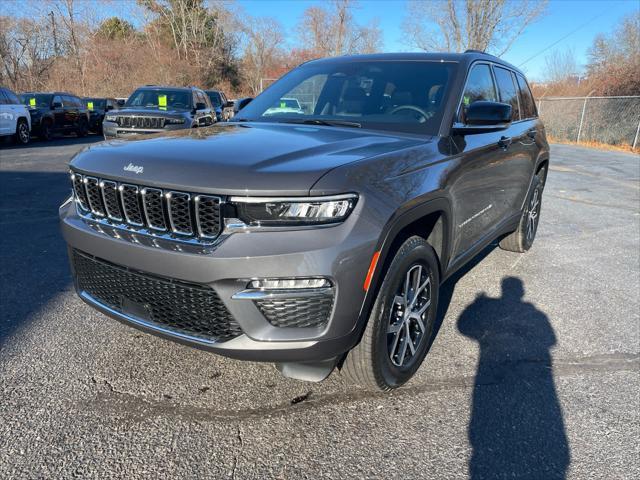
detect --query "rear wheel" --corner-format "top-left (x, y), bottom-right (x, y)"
top-left (40, 120), bottom-right (52, 141)
top-left (76, 119), bottom-right (88, 137)
top-left (342, 236), bottom-right (440, 390)
top-left (499, 174), bottom-right (543, 252)
top-left (14, 118), bottom-right (30, 145)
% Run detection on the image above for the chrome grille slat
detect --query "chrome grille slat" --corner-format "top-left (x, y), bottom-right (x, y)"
top-left (195, 195), bottom-right (222, 239)
top-left (84, 176), bottom-right (106, 217)
top-left (117, 116), bottom-right (165, 129)
top-left (166, 192), bottom-right (193, 235)
top-left (70, 173), bottom-right (222, 244)
top-left (100, 180), bottom-right (122, 221)
top-left (119, 184), bottom-right (144, 226)
top-left (141, 187), bottom-right (167, 231)
top-left (71, 173), bottom-right (89, 211)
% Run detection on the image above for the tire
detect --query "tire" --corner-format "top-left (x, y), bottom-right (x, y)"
top-left (342, 236), bottom-right (440, 390)
top-left (499, 174), bottom-right (543, 253)
top-left (40, 120), bottom-right (52, 141)
top-left (14, 118), bottom-right (30, 145)
top-left (76, 119), bottom-right (88, 137)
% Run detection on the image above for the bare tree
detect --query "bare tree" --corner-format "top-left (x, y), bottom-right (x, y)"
top-left (403, 0), bottom-right (547, 55)
top-left (298, 0), bottom-right (382, 57)
top-left (544, 48), bottom-right (578, 84)
top-left (241, 16), bottom-right (284, 95)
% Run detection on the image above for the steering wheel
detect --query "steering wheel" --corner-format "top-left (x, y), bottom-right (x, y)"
top-left (389, 105), bottom-right (432, 123)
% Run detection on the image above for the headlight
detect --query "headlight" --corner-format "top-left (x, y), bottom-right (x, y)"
top-left (105, 114), bottom-right (117, 122)
top-left (165, 118), bottom-right (185, 124)
top-left (231, 194), bottom-right (357, 227)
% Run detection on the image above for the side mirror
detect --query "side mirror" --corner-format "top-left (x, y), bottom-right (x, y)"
top-left (452, 101), bottom-right (511, 135)
top-left (105, 105), bottom-right (113, 111)
top-left (225, 101), bottom-right (234, 108)
top-left (52, 102), bottom-right (62, 109)
top-left (195, 102), bottom-right (207, 111)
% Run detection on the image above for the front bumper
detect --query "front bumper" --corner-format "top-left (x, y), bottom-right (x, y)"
top-left (102, 121), bottom-right (189, 139)
top-left (60, 200), bottom-right (378, 362)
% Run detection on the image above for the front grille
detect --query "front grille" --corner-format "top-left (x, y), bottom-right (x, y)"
top-left (73, 250), bottom-right (243, 342)
top-left (117, 116), bottom-right (165, 129)
top-left (255, 295), bottom-right (334, 328)
top-left (70, 172), bottom-right (223, 243)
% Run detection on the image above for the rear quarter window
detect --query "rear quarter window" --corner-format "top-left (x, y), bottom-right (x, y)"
top-left (516, 73), bottom-right (537, 119)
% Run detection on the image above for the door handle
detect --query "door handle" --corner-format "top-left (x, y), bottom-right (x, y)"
top-left (527, 129), bottom-right (537, 139)
top-left (498, 136), bottom-right (512, 149)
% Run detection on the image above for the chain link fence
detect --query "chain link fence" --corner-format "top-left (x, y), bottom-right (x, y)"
top-left (538, 96), bottom-right (640, 150)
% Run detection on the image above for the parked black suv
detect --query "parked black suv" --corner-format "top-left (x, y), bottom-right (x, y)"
top-left (204, 90), bottom-right (233, 121)
top-left (20, 92), bottom-right (89, 140)
top-left (102, 86), bottom-right (215, 139)
top-left (83, 97), bottom-right (119, 134)
top-left (61, 52), bottom-right (548, 390)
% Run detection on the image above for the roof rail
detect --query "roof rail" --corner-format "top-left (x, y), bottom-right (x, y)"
top-left (464, 49), bottom-right (485, 54)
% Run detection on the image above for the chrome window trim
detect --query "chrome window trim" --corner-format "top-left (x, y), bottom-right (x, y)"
top-left (141, 187), bottom-right (167, 231)
top-left (118, 183), bottom-right (144, 226)
top-left (100, 180), bottom-right (122, 221)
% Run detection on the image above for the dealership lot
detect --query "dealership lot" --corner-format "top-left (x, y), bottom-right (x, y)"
top-left (1, 138), bottom-right (638, 478)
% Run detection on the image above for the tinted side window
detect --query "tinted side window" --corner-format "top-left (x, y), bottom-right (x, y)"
top-left (0, 89), bottom-right (7, 105)
top-left (516, 74), bottom-right (537, 119)
top-left (62, 95), bottom-right (74, 107)
top-left (5, 89), bottom-right (20, 104)
top-left (460, 64), bottom-right (496, 122)
top-left (494, 66), bottom-right (520, 121)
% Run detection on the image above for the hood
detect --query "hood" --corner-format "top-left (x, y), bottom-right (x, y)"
top-left (70, 122), bottom-right (428, 196)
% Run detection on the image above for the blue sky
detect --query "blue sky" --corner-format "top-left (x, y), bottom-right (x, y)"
top-left (237, 0), bottom-right (639, 80)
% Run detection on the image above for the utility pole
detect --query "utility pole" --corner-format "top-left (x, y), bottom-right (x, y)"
top-left (49, 11), bottom-right (59, 56)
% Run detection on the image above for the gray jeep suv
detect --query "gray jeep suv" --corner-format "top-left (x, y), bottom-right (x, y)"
top-left (103, 85), bottom-right (215, 139)
top-left (61, 52), bottom-right (548, 390)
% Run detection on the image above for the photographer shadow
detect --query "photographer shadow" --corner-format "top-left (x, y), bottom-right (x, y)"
top-left (457, 277), bottom-right (570, 479)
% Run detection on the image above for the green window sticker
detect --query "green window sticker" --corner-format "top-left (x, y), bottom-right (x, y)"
top-left (87, 101), bottom-right (94, 111)
top-left (29, 98), bottom-right (36, 107)
top-left (280, 101), bottom-right (286, 108)
top-left (158, 94), bottom-right (167, 110)
top-left (463, 95), bottom-right (470, 106)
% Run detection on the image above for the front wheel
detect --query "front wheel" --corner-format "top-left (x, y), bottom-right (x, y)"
top-left (499, 174), bottom-right (543, 253)
top-left (14, 118), bottom-right (30, 145)
top-left (341, 236), bottom-right (440, 390)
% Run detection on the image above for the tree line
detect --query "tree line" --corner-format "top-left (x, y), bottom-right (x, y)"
top-left (0, 0), bottom-right (636, 99)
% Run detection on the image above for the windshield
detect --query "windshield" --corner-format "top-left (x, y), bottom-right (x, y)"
top-left (235, 60), bottom-right (457, 134)
top-left (125, 89), bottom-right (192, 110)
top-left (84, 98), bottom-right (106, 109)
top-left (20, 94), bottom-right (52, 109)
top-left (206, 91), bottom-right (222, 107)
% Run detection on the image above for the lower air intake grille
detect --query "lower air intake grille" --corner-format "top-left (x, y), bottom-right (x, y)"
top-left (73, 250), bottom-right (243, 342)
top-left (255, 295), bottom-right (334, 328)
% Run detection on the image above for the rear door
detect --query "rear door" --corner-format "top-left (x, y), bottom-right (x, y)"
top-left (0, 89), bottom-right (9, 135)
top-left (448, 63), bottom-right (513, 260)
top-left (492, 65), bottom-right (535, 216)
top-left (52, 95), bottom-right (66, 130)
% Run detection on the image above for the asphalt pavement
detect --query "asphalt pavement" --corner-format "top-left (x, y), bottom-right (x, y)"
top-left (1, 135), bottom-right (638, 479)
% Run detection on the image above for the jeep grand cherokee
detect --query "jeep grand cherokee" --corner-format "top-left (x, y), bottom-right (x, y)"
top-left (61, 52), bottom-right (548, 390)
top-left (103, 86), bottom-right (215, 139)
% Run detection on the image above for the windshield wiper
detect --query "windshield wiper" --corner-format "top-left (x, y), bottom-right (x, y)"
top-left (284, 118), bottom-right (362, 128)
